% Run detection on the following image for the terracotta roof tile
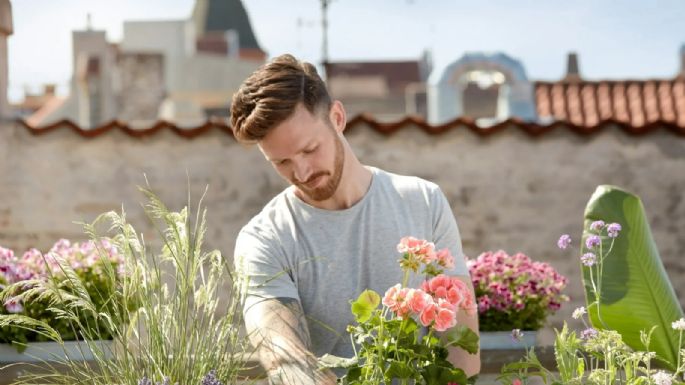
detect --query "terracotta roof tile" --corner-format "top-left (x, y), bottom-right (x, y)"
top-left (535, 78), bottom-right (685, 128)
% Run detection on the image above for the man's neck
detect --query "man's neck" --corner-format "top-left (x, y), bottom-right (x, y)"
top-left (294, 159), bottom-right (372, 211)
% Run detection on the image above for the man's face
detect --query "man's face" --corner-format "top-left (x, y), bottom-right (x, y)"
top-left (258, 103), bottom-right (345, 202)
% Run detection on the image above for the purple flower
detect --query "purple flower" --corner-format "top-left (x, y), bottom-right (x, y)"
top-left (581, 252), bottom-right (597, 267)
top-left (607, 223), bottom-right (622, 238)
top-left (580, 327), bottom-right (598, 340)
top-left (0, 246), bottom-right (14, 261)
top-left (511, 328), bottom-right (524, 342)
top-left (585, 235), bottom-right (601, 249)
top-left (201, 370), bottom-right (224, 385)
top-left (589, 220), bottom-right (605, 231)
top-left (557, 234), bottom-right (572, 249)
top-left (4, 298), bottom-right (23, 313)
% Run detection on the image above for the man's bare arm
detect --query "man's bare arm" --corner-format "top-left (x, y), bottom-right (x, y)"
top-left (245, 297), bottom-right (337, 385)
top-left (444, 276), bottom-right (481, 377)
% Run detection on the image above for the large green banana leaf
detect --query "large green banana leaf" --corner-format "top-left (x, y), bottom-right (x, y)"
top-left (582, 185), bottom-right (684, 370)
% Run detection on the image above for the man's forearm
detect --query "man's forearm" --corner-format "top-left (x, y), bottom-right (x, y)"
top-left (245, 297), bottom-right (336, 385)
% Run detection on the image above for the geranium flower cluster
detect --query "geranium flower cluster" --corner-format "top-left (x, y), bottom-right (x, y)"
top-left (396, 236), bottom-right (455, 273)
top-left (330, 237), bottom-right (479, 384)
top-left (382, 274), bottom-right (475, 332)
top-left (468, 250), bottom-right (568, 331)
top-left (382, 237), bottom-right (474, 332)
top-left (0, 239), bottom-right (123, 313)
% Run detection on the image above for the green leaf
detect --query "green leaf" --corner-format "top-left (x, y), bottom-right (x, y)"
top-left (385, 361), bottom-right (414, 379)
top-left (421, 363), bottom-right (468, 385)
top-left (318, 354), bottom-right (358, 369)
top-left (554, 323), bottom-right (582, 383)
top-left (350, 290), bottom-right (380, 323)
top-left (582, 185), bottom-right (685, 371)
top-left (341, 366), bottom-right (361, 383)
top-left (445, 325), bottom-right (480, 354)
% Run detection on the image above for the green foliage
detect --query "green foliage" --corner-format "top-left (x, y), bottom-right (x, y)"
top-left (445, 325), bottom-right (480, 354)
top-left (351, 290), bottom-right (380, 323)
top-left (0, 260), bottom-right (123, 349)
top-left (477, 306), bottom-right (549, 332)
top-left (0, 185), bottom-right (252, 385)
top-left (322, 298), bottom-right (475, 385)
top-left (582, 185), bottom-right (684, 370)
top-left (500, 184), bottom-right (685, 385)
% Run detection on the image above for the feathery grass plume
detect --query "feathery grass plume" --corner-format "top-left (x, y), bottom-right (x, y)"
top-left (0, 184), bottom-right (254, 385)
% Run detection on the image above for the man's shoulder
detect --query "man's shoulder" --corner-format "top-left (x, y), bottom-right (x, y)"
top-left (372, 166), bottom-right (441, 197)
top-left (238, 188), bottom-right (293, 240)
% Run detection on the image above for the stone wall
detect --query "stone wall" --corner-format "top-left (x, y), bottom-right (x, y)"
top-left (1, 120), bottom-right (684, 342)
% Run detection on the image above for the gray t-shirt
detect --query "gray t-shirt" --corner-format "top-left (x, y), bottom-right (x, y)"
top-left (234, 166), bottom-right (468, 360)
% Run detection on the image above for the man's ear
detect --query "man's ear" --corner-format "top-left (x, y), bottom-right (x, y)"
top-left (328, 100), bottom-right (347, 133)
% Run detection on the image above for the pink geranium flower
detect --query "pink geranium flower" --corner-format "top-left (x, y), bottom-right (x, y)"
top-left (435, 248), bottom-right (455, 269)
top-left (382, 284), bottom-right (411, 318)
top-left (405, 289), bottom-right (432, 314)
top-left (397, 236), bottom-right (436, 263)
top-left (419, 301), bottom-right (438, 327)
top-left (434, 299), bottom-right (457, 331)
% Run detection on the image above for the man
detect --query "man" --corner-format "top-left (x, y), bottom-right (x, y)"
top-left (231, 54), bottom-right (480, 385)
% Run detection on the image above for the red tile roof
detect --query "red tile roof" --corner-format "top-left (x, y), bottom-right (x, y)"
top-left (535, 78), bottom-right (685, 128)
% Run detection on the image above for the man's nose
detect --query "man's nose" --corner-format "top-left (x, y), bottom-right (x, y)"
top-left (293, 159), bottom-right (312, 183)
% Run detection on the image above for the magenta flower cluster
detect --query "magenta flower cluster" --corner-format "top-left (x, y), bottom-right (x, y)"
top-left (0, 239), bottom-right (123, 313)
top-left (467, 250), bottom-right (569, 330)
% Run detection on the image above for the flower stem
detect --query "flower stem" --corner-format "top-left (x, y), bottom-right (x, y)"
top-left (401, 269), bottom-right (410, 288)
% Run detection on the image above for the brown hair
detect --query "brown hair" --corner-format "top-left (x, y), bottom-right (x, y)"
top-left (230, 54), bottom-right (332, 144)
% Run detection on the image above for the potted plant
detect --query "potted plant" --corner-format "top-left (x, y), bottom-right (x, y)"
top-left (321, 236), bottom-right (480, 385)
top-left (0, 187), bottom-right (253, 384)
top-left (499, 185), bottom-right (685, 384)
top-left (467, 250), bottom-right (568, 349)
top-left (0, 238), bottom-right (123, 361)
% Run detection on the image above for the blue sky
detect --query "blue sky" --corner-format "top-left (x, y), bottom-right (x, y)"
top-left (7, 0), bottom-right (685, 102)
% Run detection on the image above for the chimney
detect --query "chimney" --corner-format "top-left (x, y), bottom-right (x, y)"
top-left (565, 52), bottom-right (581, 81)
top-left (680, 44), bottom-right (685, 76)
top-left (44, 84), bottom-right (56, 96)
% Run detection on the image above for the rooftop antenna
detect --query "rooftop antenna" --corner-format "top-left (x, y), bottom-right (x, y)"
top-left (320, 0), bottom-right (331, 65)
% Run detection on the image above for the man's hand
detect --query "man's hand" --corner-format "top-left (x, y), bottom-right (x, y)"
top-left (245, 297), bottom-right (337, 385)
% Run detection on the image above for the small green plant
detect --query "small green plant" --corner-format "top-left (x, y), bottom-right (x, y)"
top-left (500, 216), bottom-right (685, 385)
top-left (0, 185), bottom-right (253, 384)
top-left (0, 239), bottom-right (124, 349)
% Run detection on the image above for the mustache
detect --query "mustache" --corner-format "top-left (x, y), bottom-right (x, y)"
top-left (296, 171), bottom-right (329, 185)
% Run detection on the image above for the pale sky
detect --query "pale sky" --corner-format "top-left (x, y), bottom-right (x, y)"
top-left (7, 0), bottom-right (685, 102)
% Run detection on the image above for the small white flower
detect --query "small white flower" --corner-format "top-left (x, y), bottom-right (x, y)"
top-left (652, 371), bottom-right (672, 385)
top-left (572, 306), bottom-right (587, 320)
top-left (672, 318), bottom-right (685, 331)
top-left (511, 329), bottom-right (524, 342)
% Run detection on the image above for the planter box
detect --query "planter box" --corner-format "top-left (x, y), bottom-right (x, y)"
top-left (479, 330), bottom-right (537, 350)
top-left (0, 340), bottom-right (112, 363)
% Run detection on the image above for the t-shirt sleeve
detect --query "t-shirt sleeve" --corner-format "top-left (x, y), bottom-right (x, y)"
top-left (233, 225), bottom-right (300, 312)
top-left (430, 187), bottom-right (470, 277)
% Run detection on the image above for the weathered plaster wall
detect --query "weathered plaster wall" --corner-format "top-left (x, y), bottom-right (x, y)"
top-left (1, 121), bottom-right (683, 342)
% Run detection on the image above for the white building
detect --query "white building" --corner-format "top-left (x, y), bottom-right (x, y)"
top-left (31, 0), bottom-right (266, 128)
